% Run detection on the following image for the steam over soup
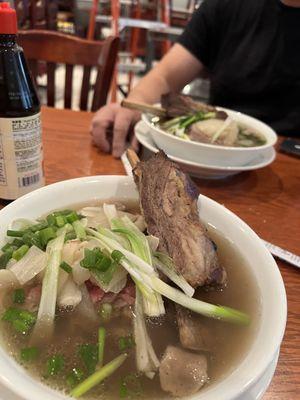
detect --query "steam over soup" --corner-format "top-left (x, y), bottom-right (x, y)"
top-left (0, 201), bottom-right (259, 399)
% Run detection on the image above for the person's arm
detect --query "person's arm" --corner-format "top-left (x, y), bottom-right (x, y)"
top-left (91, 44), bottom-right (204, 157)
top-left (127, 43), bottom-right (204, 104)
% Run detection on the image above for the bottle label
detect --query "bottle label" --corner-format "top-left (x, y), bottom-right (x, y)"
top-left (0, 112), bottom-right (44, 199)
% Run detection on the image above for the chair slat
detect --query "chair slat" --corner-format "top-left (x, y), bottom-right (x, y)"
top-left (80, 66), bottom-right (92, 111)
top-left (64, 64), bottom-right (74, 109)
top-left (47, 62), bottom-right (56, 107)
top-left (92, 37), bottom-right (119, 111)
top-left (18, 31), bottom-right (119, 111)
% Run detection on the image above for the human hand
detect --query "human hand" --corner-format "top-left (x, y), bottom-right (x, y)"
top-left (90, 103), bottom-right (141, 158)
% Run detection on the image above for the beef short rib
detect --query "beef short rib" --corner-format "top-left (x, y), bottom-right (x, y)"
top-left (133, 151), bottom-right (227, 288)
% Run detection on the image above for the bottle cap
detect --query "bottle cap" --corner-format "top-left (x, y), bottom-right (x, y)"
top-left (0, 2), bottom-right (17, 34)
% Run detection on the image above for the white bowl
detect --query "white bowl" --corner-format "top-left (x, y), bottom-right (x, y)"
top-left (142, 108), bottom-right (278, 167)
top-left (0, 176), bottom-right (286, 400)
top-left (135, 120), bottom-right (276, 180)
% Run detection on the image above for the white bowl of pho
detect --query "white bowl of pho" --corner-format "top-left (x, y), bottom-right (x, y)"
top-left (141, 94), bottom-right (277, 167)
top-left (0, 153), bottom-right (286, 400)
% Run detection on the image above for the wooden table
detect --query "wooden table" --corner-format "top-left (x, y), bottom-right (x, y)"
top-left (9, 107), bottom-right (300, 398)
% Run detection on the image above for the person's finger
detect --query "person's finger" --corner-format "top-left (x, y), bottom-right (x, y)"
top-left (91, 105), bottom-right (117, 153)
top-left (112, 109), bottom-right (134, 158)
top-left (91, 121), bottom-right (110, 152)
top-left (130, 135), bottom-right (140, 153)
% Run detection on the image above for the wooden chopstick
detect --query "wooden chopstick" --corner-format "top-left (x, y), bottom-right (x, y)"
top-left (121, 99), bottom-right (167, 117)
top-left (126, 149), bottom-right (140, 169)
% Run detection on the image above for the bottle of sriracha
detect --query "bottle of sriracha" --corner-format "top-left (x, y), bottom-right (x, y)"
top-left (0, 2), bottom-right (44, 200)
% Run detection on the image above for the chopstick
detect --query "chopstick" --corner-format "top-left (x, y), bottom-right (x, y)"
top-left (121, 100), bottom-right (167, 117)
top-left (120, 152), bottom-right (300, 270)
top-left (126, 148), bottom-right (140, 169)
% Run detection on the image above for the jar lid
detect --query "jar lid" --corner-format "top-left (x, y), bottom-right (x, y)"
top-left (0, 2), bottom-right (17, 34)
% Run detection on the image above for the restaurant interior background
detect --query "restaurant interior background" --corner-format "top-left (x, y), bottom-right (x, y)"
top-left (6, 0), bottom-right (207, 109)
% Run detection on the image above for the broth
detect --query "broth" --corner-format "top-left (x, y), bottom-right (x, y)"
top-left (0, 201), bottom-right (261, 399)
top-left (153, 116), bottom-right (267, 148)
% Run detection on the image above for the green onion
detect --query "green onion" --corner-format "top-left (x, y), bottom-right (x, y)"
top-left (19, 309), bottom-right (36, 324)
top-left (88, 227), bottom-right (250, 325)
top-left (7, 230), bottom-right (26, 238)
top-left (111, 250), bottom-right (124, 263)
top-left (80, 248), bottom-right (113, 273)
top-left (22, 231), bottom-right (43, 249)
top-left (20, 346), bottom-right (39, 362)
top-left (73, 220), bottom-right (86, 240)
top-left (0, 250), bottom-right (13, 269)
top-left (67, 368), bottom-right (84, 388)
top-left (30, 220), bottom-right (48, 232)
top-left (3, 308), bottom-right (19, 321)
top-left (99, 303), bottom-right (112, 322)
top-left (12, 245), bottom-right (29, 261)
top-left (80, 248), bottom-right (96, 269)
top-left (119, 373), bottom-right (142, 398)
top-left (97, 263), bottom-right (118, 285)
top-left (96, 256), bottom-right (111, 272)
top-left (21, 232), bottom-right (35, 246)
top-left (78, 344), bottom-right (98, 375)
top-left (98, 327), bottom-right (106, 368)
top-left (1, 243), bottom-right (15, 253)
top-left (13, 288), bottom-right (25, 304)
top-left (66, 211), bottom-right (79, 224)
top-left (57, 223), bottom-right (73, 237)
top-left (12, 238), bottom-right (25, 247)
top-left (39, 227), bottom-right (56, 247)
top-left (60, 261), bottom-right (72, 274)
top-left (13, 319), bottom-right (31, 333)
top-left (31, 234), bottom-right (43, 249)
top-left (70, 353), bottom-right (127, 398)
top-left (2, 308), bottom-right (34, 323)
top-left (31, 230), bottom-right (66, 343)
top-left (46, 354), bottom-right (65, 376)
top-left (118, 335), bottom-right (135, 352)
top-left (56, 209), bottom-right (73, 216)
top-left (65, 231), bottom-right (77, 242)
top-left (112, 227), bottom-right (151, 264)
top-left (152, 276), bottom-right (251, 325)
top-left (119, 381), bottom-right (128, 398)
top-left (46, 214), bottom-right (56, 226)
top-left (55, 215), bottom-right (66, 227)
top-left (2, 307), bottom-right (36, 334)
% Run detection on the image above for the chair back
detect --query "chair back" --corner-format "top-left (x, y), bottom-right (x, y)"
top-left (14, 0), bottom-right (57, 29)
top-left (18, 30), bottom-right (119, 111)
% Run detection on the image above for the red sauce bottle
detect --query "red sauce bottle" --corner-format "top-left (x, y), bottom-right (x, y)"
top-left (0, 2), bottom-right (44, 200)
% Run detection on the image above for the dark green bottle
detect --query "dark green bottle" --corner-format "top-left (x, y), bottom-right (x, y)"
top-left (0, 2), bottom-right (44, 200)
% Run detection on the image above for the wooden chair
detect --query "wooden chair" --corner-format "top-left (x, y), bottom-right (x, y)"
top-left (14, 0), bottom-right (57, 30)
top-left (18, 30), bottom-right (119, 111)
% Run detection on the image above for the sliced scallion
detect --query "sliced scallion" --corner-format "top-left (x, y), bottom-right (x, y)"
top-left (20, 346), bottom-right (39, 362)
top-left (67, 368), bottom-right (84, 388)
top-left (60, 261), bottom-right (72, 274)
top-left (39, 227), bottom-right (56, 247)
top-left (46, 354), bottom-right (65, 376)
top-left (13, 288), bottom-right (25, 304)
top-left (12, 245), bottom-right (29, 261)
top-left (98, 327), bottom-right (106, 367)
top-left (70, 353), bottom-right (127, 398)
top-left (7, 230), bottom-right (26, 238)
